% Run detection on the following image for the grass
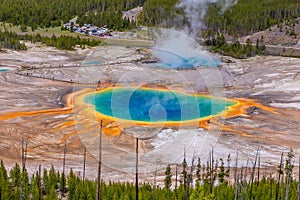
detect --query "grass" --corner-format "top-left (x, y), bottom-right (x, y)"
top-left (0, 22), bottom-right (79, 37)
top-left (0, 22), bottom-right (154, 47)
top-left (102, 37), bottom-right (154, 47)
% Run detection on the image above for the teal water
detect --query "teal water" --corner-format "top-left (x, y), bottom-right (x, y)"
top-left (84, 88), bottom-right (236, 122)
top-left (150, 49), bottom-right (220, 68)
top-left (0, 68), bottom-right (9, 73)
top-left (82, 60), bottom-right (102, 65)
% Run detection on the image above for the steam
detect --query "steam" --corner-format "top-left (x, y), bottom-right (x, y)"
top-left (150, 0), bottom-right (236, 68)
top-left (177, 0), bottom-right (237, 38)
top-left (152, 29), bottom-right (220, 68)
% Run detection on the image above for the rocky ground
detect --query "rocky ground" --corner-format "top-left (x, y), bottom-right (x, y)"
top-left (0, 43), bottom-right (299, 183)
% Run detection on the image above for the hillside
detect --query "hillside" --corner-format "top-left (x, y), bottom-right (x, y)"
top-left (141, 0), bottom-right (300, 37)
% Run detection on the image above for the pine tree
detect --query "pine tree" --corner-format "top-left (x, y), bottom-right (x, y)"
top-left (182, 156), bottom-right (188, 188)
top-left (45, 185), bottom-right (59, 200)
top-left (30, 173), bottom-right (39, 200)
top-left (20, 167), bottom-right (29, 199)
top-left (60, 171), bottom-right (66, 196)
top-left (196, 158), bottom-right (201, 183)
top-left (10, 163), bottom-right (21, 187)
top-left (0, 160), bottom-right (10, 199)
top-left (284, 148), bottom-right (295, 200)
top-left (164, 164), bottom-right (172, 189)
top-left (218, 158), bottom-right (229, 184)
top-left (68, 168), bottom-right (76, 200)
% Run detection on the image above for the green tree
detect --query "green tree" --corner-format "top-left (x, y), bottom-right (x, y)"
top-left (68, 168), bottom-right (76, 200)
top-left (196, 158), bottom-right (201, 182)
top-left (284, 148), bottom-right (295, 200)
top-left (164, 164), bottom-right (172, 189)
top-left (0, 160), bottom-right (11, 199)
top-left (20, 24), bottom-right (27, 32)
top-left (45, 185), bottom-right (59, 200)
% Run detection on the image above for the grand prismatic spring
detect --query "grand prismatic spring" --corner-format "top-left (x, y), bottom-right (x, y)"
top-left (84, 87), bottom-right (235, 122)
top-left (0, 84), bottom-right (277, 135)
top-left (70, 84), bottom-right (278, 138)
top-left (1, 30), bottom-right (294, 175)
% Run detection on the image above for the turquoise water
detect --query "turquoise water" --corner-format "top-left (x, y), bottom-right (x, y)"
top-left (82, 60), bottom-right (102, 65)
top-left (84, 88), bottom-right (236, 122)
top-left (0, 68), bottom-right (9, 73)
top-left (150, 50), bottom-right (220, 69)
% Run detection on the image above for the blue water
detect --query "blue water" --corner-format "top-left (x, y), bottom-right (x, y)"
top-left (84, 88), bottom-right (236, 122)
top-left (150, 50), bottom-right (220, 69)
top-left (82, 60), bottom-right (102, 65)
top-left (0, 68), bottom-right (9, 73)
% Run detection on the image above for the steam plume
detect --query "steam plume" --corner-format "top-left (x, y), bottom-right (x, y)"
top-left (177, 0), bottom-right (237, 37)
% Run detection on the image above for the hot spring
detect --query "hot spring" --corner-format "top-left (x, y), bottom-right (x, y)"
top-left (0, 68), bottom-right (9, 73)
top-left (148, 49), bottom-right (220, 69)
top-left (84, 87), bottom-right (236, 123)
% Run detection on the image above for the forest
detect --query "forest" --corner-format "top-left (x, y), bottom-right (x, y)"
top-left (0, 30), bottom-right (101, 51)
top-left (1, 0), bottom-right (300, 35)
top-left (0, 0), bottom-right (145, 31)
top-left (0, 31), bottom-right (27, 51)
top-left (0, 149), bottom-right (299, 199)
top-left (141, 0), bottom-right (300, 36)
top-left (1, 0), bottom-right (300, 52)
top-left (204, 33), bottom-right (266, 58)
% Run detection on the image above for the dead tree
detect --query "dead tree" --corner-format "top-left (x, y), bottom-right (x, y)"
top-left (243, 159), bottom-right (250, 200)
top-left (249, 149), bottom-right (259, 200)
top-left (182, 148), bottom-right (188, 200)
top-left (38, 164), bottom-right (42, 200)
top-left (96, 120), bottom-right (103, 200)
top-left (257, 150), bottom-right (261, 183)
top-left (21, 138), bottom-right (28, 172)
top-left (186, 157), bottom-right (195, 199)
top-left (61, 139), bottom-right (67, 198)
top-left (276, 153), bottom-right (284, 200)
top-left (135, 138), bottom-right (139, 200)
top-left (83, 147), bottom-right (86, 184)
top-left (20, 138), bottom-right (25, 200)
top-left (175, 164), bottom-right (178, 190)
top-left (152, 168), bottom-right (157, 199)
top-left (210, 149), bottom-right (214, 195)
top-left (234, 152), bottom-right (239, 200)
top-left (298, 157), bottom-right (300, 200)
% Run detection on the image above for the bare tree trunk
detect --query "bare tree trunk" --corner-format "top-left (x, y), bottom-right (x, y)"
top-left (63, 140), bottom-right (67, 175)
top-left (186, 157), bottom-right (195, 199)
top-left (276, 153), bottom-right (284, 200)
top-left (20, 137), bottom-right (28, 199)
top-left (210, 149), bottom-right (214, 195)
top-left (38, 164), bottom-right (41, 200)
top-left (298, 157), bottom-right (300, 200)
top-left (243, 159), bottom-right (249, 200)
top-left (22, 138), bottom-right (28, 172)
top-left (241, 165), bottom-right (247, 200)
top-left (63, 140), bottom-right (67, 174)
top-left (135, 138), bottom-right (139, 200)
top-left (183, 148), bottom-right (188, 200)
top-left (257, 150), bottom-right (261, 183)
top-left (83, 147), bottom-right (86, 184)
top-left (152, 168), bottom-right (156, 199)
top-left (244, 159), bottom-right (249, 182)
top-left (175, 164), bottom-right (178, 190)
top-left (61, 139), bottom-right (67, 198)
top-left (249, 149), bottom-right (259, 200)
top-left (154, 168), bottom-right (157, 188)
top-left (234, 152), bottom-right (239, 200)
top-left (96, 121), bottom-right (103, 200)
top-left (22, 138), bottom-right (25, 171)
